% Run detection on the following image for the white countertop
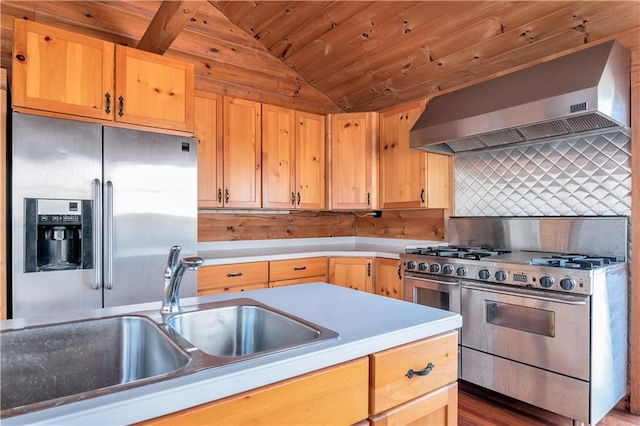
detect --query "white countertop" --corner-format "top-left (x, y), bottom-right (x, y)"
top-left (198, 236), bottom-right (445, 265)
top-left (2, 283), bottom-right (461, 425)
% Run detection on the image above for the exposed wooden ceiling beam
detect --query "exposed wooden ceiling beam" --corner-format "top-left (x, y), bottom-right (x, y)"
top-left (136, 1), bottom-right (201, 55)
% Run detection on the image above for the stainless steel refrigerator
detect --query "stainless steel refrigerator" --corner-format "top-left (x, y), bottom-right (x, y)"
top-left (10, 112), bottom-right (198, 318)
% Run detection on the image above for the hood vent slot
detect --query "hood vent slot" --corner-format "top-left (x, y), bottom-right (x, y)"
top-left (410, 41), bottom-right (630, 155)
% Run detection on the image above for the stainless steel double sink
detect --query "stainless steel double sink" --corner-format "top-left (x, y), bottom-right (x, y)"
top-left (0, 298), bottom-right (338, 417)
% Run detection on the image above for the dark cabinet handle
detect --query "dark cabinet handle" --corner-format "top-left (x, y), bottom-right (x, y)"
top-left (105, 92), bottom-right (111, 115)
top-left (225, 189), bottom-right (230, 204)
top-left (118, 96), bottom-right (124, 117)
top-left (217, 188), bottom-right (223, 203)
top-left (297, 192), bottom-right (301, 205)
top-left (406, 362), bottom-right (435, 378)
top-left (293, 266), bottom-right (307, 271)
top-left (226, 272), bottom-right (243, 278)
top-left (367, 262), bottom-right (371, 277)
top-left (397, 264), bottom-right (402, 280)
top-left (420, 189), bottom-right (425, 203)
top-left (367, 192), bottom-right (371, 206)
top-left (291, 192), bottom-right (296, 206)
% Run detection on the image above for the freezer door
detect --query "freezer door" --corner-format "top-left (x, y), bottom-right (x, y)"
top-left (11, 113), bottom-right (103, 318)
top-left (102, 127), bottom-right (198, 308)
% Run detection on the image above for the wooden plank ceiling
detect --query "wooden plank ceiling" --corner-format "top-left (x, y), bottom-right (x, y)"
top-left (1, 1), bottom-right (639, 114)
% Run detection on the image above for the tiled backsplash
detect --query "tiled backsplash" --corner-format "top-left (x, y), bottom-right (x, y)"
top-left (454, 128), bottom-right (631, 217)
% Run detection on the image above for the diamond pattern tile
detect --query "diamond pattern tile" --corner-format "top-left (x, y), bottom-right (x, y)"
top-left (454, 129), bottom-right (631, 217)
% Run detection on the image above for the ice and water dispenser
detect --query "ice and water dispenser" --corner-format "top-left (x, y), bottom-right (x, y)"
top-left (24, 198), bottom-right (93, 272)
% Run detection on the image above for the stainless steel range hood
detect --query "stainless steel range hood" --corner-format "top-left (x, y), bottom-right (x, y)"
top-left (410, 41), bottom-right (630, 155)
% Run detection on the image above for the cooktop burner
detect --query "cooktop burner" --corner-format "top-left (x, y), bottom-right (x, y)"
top-left (529, 255), bottom-right (622, 270)
top-left (405, 246), bottom-right (512, 259)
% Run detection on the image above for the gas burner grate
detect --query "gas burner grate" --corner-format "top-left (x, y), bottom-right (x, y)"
top-left (530, 255), bottom-right (621, 270)
top-left (404, 246), bottom-right (512, 258)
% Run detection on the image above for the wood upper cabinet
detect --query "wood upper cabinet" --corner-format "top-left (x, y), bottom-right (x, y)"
top-left (223, 97), bottom-right (262, 208)
top-left (114, 45), bottom-right (194, 132)
top-left (330, 112), bottom-right (378, 210)
top-left (12, 19), bottom-right (114, 121)
top-left (12, 19), bottom-right (194, 132)
top-left (262, 104), bottom-right (325, 209)
top-left (375, 258), bottom-right (403, 300)
top-left (194, 91), bottom-right (223, 208)
top-left (379, 100), bottom-right (451, 209)
top-left (295, 110), bottom-right (326, 209)
top-left (328, 257), bottom-right (373, 293)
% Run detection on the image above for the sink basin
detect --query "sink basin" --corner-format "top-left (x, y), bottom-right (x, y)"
top-left (0, 315), bottom-right (189, 413)
top-left (167, 301), bottom-right (338, 357)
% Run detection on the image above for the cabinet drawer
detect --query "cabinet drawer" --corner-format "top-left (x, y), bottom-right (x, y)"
top-left (198, 262), bottom-right (268, 291)
top-left (198, 283), bottom-right (268, 296)
top-left (370, 331), bottom-right (458, 415)
top-left (269, 257), bottom-right (326, 281)
top-left (269, 275), bottom-right (327, 288)
top-left (369, 382), bottom-right (458, 426)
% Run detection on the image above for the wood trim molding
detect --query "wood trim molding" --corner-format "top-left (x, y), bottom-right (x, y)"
top-left (630, 44), bottom-right (640, 415)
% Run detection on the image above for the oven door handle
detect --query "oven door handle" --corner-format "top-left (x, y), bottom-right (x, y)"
top-left (462, 283), bottom-right (589, 305)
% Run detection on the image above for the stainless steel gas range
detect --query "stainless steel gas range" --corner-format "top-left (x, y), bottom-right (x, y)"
top-left (401, 217), bottom-right (628, 426)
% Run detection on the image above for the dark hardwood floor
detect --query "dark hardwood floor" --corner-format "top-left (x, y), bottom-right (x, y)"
top-left (459, 382), bottom-right (640, 426)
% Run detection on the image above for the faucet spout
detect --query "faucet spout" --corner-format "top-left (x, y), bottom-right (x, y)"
top-left (161, 254), bottom-right (204, 314)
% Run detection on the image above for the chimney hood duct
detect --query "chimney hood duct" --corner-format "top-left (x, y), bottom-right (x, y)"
top-left (410, 41), bottom-right (630, 155)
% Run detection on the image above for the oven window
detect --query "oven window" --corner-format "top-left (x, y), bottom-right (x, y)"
top-left (485, 301), bottom-right (555, 337)
top-left (416, 287), bottom-right (449, 311)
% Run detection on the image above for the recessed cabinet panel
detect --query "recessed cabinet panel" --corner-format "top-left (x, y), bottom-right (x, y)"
top-left (194, 92), bottom-right (223, 208)
top-left (262, 104), bottom-right (296, 209)
top-left (295, 111), bottom-right (325, 210)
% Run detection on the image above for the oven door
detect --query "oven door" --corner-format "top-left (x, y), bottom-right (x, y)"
top-left (404, 273), bottom-right (460, 314)
top-left (461, 281), bottom-right (590, 380)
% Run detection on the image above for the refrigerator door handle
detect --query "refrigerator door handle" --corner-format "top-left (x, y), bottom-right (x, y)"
top-left (105, 180), bottom-right (114, 290)
top-left (92, 179), bottom-right (102, 289)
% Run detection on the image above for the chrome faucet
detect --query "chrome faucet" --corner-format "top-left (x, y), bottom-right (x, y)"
top-left (161, 245), bottom-right (204, 313)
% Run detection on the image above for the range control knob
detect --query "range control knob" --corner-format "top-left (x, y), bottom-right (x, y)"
top-left (456, 266), bottom-right (468, 277)
top-left (478, 269), bottom-right (491, 280)
top-left (540, 276), bottom-right (554, 288)
top-left (442, 265), bottom-right (454, 275)
top-left (560, 278), bottom-right (576, 291)
top-left (429, 263), bottom-right (441, 273)
top-left (418, 262), bottom-right (428, 272)
top-left (495, 270), bottom-right (508, 281)
top-left (407, 260), bottom-right (417, 270)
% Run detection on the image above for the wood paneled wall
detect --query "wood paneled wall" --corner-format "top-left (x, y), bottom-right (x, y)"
top-left (198, 209), bottom-right (446, 242)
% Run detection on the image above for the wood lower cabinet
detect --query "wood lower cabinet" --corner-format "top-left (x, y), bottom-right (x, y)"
top-left (375, 258), bottom-right (403, 300)
top-left (197, 262), bottom-right (268, 295)
top-left (12, 19), bottom-right (194, 132)
top-left (138, 332), bottom-right (458, 426)
top-left (379, 100), bottom-right (451, 209)
top-left (138, 357), bottom-right (370, 425)
top-left (328, 257), bottom-right (373, 292)
top-left (269, 257), bottom-right (327, 287)
top-left (330, 112), bottom-right (378, 210)
top-left (369, 331), bottom-right (458, 426)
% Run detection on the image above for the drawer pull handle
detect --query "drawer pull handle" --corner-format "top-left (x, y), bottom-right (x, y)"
top-left (405, 362), bottom-right (435, 379)
top-left (293, 266), bottom-right (307, 271)
top-left (227, 272), bottom-right (243, 278)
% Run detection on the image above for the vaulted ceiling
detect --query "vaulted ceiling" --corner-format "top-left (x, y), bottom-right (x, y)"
top-left (1, 1), bottom-right (639, 114)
